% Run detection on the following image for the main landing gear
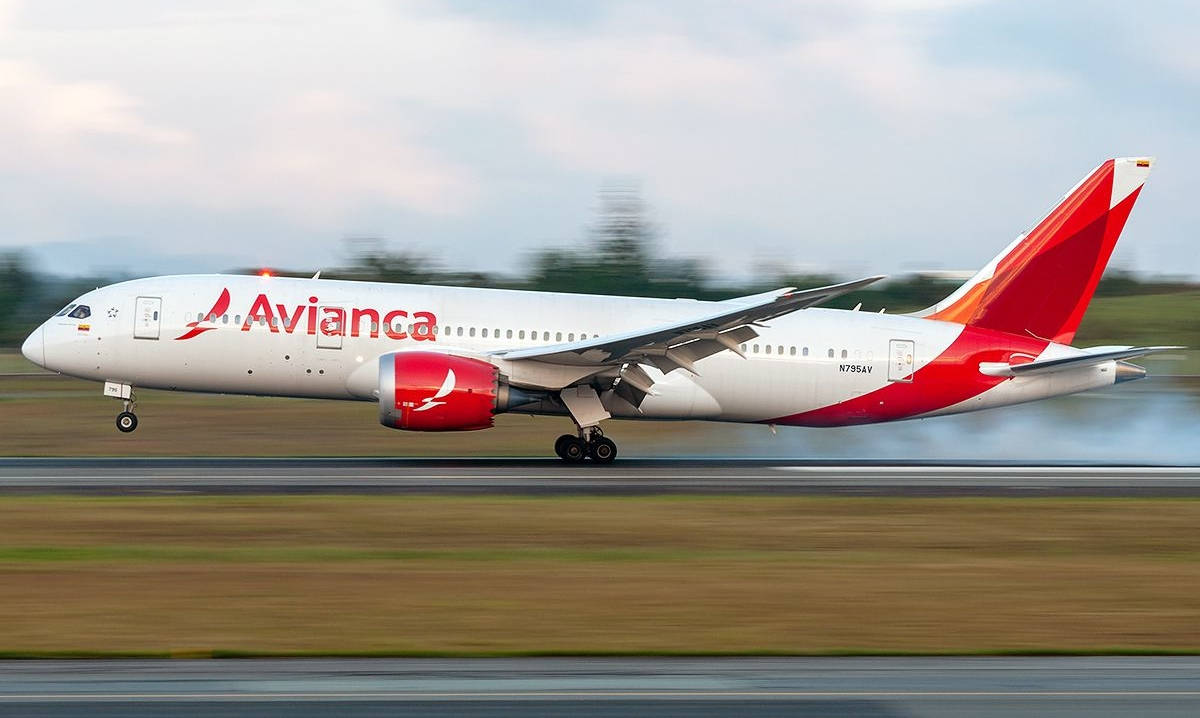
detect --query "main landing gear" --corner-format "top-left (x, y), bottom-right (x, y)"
top-left (554, 428), bottom-right (618, 464)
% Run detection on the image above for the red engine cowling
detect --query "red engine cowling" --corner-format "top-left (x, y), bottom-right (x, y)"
top-left (379, 352), bottom-right (499, 431)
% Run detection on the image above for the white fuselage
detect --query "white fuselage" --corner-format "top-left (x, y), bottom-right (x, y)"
top-left (24, 274), bottom-right (1121, 427)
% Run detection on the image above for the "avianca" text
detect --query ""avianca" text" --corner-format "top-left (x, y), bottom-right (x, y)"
top-left (240, 294), bottom-right (437, 341)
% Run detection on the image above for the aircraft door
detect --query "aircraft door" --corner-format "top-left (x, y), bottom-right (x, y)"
top-left (316, 305), bottom-right (345, 349)
top-left (888, 339), bottom-right (915, 383)
top-left (133, 297), bottom-right (162, 340)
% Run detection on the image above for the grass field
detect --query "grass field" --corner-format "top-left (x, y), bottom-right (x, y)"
top-left (0, 496), bottom-right (1196, 656)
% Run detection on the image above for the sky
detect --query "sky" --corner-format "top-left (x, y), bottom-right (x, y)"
top-left (0, 0), bottom-right (1196, 280)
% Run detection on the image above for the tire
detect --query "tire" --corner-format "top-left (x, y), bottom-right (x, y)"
top-left (560, 437), bottom-right (588, 463)
top-left (116, 411), bottom-right (138, 433)
top-left (553, 434), bottom-right (576, 460)
top-left (588, 437), bottom-right (617, 464)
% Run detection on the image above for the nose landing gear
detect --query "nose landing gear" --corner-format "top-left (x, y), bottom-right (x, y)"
top-left (553, 428), bottom-right (618, 464)
top-left (116, 410), bottom-right (138, 433)
top-left (104, 381), bottom-right (139, 433)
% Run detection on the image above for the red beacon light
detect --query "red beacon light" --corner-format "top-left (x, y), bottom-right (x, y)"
top-left (259, 269), bottom-right (272, 278)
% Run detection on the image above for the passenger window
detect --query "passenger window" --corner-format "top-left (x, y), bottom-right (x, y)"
top-left (778, 345), bottom-right (784, 355)
top-left (740, 344), bottom-right (747, 352)
top-left (841, 349), bottom-right (848, 359)
top-left (789, 346), bottom-right (796, 356)
top-left (482, 328), bottom-right (489, 338)
top-left (765, 345), bottom-right (772, 354)
top-left (827, 348), bottom-right (834, 358)
top-left (506, 329), bottom-right (513, 339)
top-left (457, 327), bottom-right (463, 337)
top-left (469, 327), bottom-right (476, 337)
top-left (556, 332), bottom-right (562, 342)
top-left (494, 328), bottom-right (499, 337)
top-left (197, 312), bottom-right (204, 322)
top-left (55, 304), bottom-right (77, 317)
top-left (68, 305), bottom-right (91, 319)
top-left (753, 344), bottom-right (760, 354)
top-left (234, 315), bottom-right (241, 325)
top-left (568, 333), bottom-right (575, 342)
top-left (222, 314), bottom-right (229, 324)
top-left (519, 330), bottom-right (526, 339)
top-left (153, 311), bottom-right (159, 321)
top-left (803, 347), bottom-right (809, 357)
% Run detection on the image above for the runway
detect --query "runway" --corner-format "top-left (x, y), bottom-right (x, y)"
top-left (0, 657), bottom-right (1196, 717)
top-left (0, 458), bottom-right (1198, 496)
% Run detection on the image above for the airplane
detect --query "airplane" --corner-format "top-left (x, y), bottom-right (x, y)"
top-left (20, 157), bottom-right (1179, 463)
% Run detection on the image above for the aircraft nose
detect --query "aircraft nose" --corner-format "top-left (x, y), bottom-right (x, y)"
top-left (21, 326), bottom-right (44, 368)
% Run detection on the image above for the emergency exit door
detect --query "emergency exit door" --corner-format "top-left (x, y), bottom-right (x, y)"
top-left (133, 296), bottom-right (161, 340)
top-left (888, 339), bottom-right (915, 382)
top-left (316, 306), bottom-right (344, 349)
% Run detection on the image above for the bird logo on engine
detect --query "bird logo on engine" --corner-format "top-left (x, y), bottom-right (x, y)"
top-left (414, 369), bottom-right (456, 412)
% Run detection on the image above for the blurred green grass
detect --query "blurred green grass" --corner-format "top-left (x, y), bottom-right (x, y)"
top-left (0, 495), bottom-right (1197, 656)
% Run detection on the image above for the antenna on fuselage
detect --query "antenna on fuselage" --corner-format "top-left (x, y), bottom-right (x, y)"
top-left (311, 271), bottom-right (322, 280)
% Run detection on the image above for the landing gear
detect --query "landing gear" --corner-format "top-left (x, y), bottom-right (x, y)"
top-left (553, 428), bottom-right (617, 464)
top-left (555, 385), bottom-right (618, 463)
top-left (116, 411), bottom-right (138, 433)
top-left (588, 436), bottom-right (617, 464)
top-left (554, 434), bottom-right (587, 463)
top-left (105, 382), bottom-right (139, 433)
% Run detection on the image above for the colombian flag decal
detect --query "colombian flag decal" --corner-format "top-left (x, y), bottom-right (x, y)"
top-left (77, 324), bottom-right (90, 332)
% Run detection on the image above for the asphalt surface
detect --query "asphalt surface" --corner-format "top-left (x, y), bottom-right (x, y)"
top-left (0, 458), bottom-right (1198, 496)
top-left (0, 657), bottom-right (1197, 717)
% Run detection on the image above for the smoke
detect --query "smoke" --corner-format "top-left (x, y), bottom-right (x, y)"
top-left (630, 378), bottom-right (1200, 464)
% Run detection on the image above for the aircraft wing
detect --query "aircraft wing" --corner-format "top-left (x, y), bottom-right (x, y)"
top-left (494, 275), bottom-right (885, 378)
top-left (980, 345), bottom-right (1184, 377)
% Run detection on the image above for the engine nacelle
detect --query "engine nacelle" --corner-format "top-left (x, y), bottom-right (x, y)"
top-left (379, 352), bottom-right (498, 431)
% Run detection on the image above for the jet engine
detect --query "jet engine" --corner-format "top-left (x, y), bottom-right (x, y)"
top-left (378, 351), bottom-right (540, 431)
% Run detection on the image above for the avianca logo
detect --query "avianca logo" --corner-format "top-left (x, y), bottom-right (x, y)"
top-left (414, 369), bottom-right (455, 412)
top-left (175, 288), bottom-right (438, 342)
top-left (175, 288), bottom-right (231, 341)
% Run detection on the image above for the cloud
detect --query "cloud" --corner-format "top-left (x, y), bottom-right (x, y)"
top-left (0, 0), bottom-right (1192, 278)
top-left (0, 59), bottom-right (188, 145)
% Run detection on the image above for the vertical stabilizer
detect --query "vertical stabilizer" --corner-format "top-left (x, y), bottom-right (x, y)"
top-left (916, 157), bottom-right (1153, 344)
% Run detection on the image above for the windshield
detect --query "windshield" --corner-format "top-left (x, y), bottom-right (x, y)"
top-left (67, 305), bottom-right (91, 319)
top-left (54, 303), bottom-right (76, 317)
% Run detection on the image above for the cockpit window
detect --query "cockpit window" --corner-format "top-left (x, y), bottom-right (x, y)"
top-left (55, 304), bottom-right (76, 317)
top-left (67, 305), bottom-right (91, 319)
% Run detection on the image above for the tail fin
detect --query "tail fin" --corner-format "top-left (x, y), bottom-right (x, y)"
top-left (916, 157), bottom-right (1153, 344)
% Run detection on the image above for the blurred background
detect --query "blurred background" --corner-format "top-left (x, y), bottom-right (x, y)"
top-left (0, 0), bottom-right (1199, 667)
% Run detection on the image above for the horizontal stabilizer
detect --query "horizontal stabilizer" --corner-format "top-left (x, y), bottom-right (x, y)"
top-left (980, 345), bottom-right (1183, 377)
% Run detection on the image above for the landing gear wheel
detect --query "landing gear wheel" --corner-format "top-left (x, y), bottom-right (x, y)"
top-left (558, 437), bottom-right (588, 463)
top-left (116, 411), bottom-right (138, 433)
top-left (554, 434), bottom-right (577, 460)
top-left (588, 437), bottom-right (617, 464)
